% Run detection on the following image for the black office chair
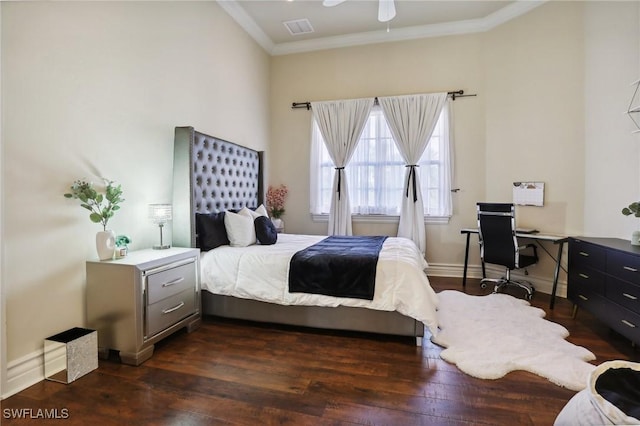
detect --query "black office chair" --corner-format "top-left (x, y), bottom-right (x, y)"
top-left (476, 202), bottom-right (538, 300)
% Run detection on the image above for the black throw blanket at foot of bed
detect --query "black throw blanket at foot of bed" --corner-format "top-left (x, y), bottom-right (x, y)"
top-left (288, 235), bottom-right (388, 300)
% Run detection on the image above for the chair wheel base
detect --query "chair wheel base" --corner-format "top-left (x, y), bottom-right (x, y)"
top-left (484, 278), bottom-right (535, 301)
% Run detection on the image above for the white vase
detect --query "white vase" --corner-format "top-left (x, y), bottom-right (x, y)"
top-left (271, 218), bottom-right (283, 232)
top-left (96, 230), bottom-right (116, 261)
top-left (632, 230), bottom-right (640, 246)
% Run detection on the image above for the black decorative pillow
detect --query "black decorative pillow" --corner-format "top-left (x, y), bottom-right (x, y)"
top-left (254, 216), bottom-right (278, 245)
top-left (196, 212), bottom-right (229, 251)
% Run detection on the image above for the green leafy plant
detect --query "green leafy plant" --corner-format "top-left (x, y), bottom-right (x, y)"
top-left (64, 179), bottom-right (124, 231)
top-left (622, 202), bottom-right (640, 217)
top-left (115, 235), bottom-right (131, 248)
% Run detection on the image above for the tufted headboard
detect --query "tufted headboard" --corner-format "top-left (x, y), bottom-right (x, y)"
top-left (172, 126), bottom-right (264, 248)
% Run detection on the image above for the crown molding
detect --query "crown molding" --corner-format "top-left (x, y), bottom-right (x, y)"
top-left (216, 0), bottom-right (275, 54)
top-left (218, 0), bottom-right (546, 56)
top-left (482, 0), bottom-right (546, 30)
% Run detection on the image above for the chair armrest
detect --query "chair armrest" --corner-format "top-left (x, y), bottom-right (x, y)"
top-left (518, 243), bottom-right (538, 258)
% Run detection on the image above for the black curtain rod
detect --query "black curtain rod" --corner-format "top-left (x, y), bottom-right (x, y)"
top-left (291, 90), bottom-right (476, 110)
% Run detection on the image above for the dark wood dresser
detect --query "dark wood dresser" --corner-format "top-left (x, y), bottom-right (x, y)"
top-left (568, 236), bottom-right (640, 345)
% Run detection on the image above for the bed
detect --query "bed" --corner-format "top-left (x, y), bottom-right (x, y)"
top-left (171, 126), bottom-right (438, 344)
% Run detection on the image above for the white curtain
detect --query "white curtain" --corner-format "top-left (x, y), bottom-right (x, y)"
top-left (311, 98), bottom-right (375, 235)
top-left (378, 93), bottom-right (447, 253)
top-left (442, 100), bottom-right (454, 217)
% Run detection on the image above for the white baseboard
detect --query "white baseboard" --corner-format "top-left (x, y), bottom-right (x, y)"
top-left (3, 348), bottom-right (44, 399)
top-left (426, 262), bottom-right (567, 298)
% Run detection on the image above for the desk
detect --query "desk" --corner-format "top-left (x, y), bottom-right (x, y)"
top-left (461, 228), bottom-right (568, 309)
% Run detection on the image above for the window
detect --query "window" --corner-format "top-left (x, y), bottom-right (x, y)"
top-left (310, 105), bottom-right (452, 220)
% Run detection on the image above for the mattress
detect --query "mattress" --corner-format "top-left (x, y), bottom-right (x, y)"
top-left (199, 233), bottom-right (439, 336)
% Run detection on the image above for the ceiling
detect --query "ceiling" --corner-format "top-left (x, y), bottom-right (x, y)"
top-left (218, 0), bottom-right (546, 55)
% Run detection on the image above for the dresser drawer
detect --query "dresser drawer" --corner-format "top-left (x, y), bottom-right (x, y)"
top-left (569, 239), bottom-right (606, 271)
top-left (146, 288), bottom-right (196, 338)
top-left (568, 266), bottom-right (605, 295)
top-left (606, 277), bottom-right (640, 314)
top-left (606, 251), bottom-right (640, 284)
top-left (605, 303), bottom-right (640, 344)
top-left (147, 259), bottom-right (197, 305)
top-left (567, 286), bottom-right (607, 316)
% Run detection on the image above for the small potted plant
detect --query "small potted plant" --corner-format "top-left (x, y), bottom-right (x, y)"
top-left (115, 235), bottom-right (131, 258)
top-left (64, 178), bottom-right (125, 260)
top-left (266, 184), bottom-right (288, 231)
top-left (622, 202), bottom-right (640, 246)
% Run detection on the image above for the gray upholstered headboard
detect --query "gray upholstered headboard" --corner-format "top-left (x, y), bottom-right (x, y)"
top-left (172, 126), bottom-right (264, 248)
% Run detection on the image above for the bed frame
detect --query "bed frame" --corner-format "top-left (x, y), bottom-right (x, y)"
top-left (172, 126), bottom-right (424, 344)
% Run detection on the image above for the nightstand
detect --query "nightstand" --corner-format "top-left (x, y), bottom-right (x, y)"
top-left (86, 247), bottom-right (201, 366)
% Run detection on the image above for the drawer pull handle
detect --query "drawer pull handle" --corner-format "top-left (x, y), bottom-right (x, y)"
top-left (162, 302), bottom-right (185, 314)
top-left (622, 319), bottom-right (637, 328)
top-left (624, 266), bottom-right (639, 272)
top-left (162, 277), bottom-right (185, 287)
top-left (579, 295), bottom-right (588, 301)
top-left (579, 251), bottom-right (589, 257)
top-left (623, 293), bottom-right (638, 301)
top-left (579, 273), bottom-right (589, 279)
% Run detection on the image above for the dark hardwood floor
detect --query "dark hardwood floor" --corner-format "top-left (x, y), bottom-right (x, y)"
top-left (2, 276), bottom-right (638, 425)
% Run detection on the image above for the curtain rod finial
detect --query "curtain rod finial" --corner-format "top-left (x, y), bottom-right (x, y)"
top-left (291, 102), bottom-right (312, 110)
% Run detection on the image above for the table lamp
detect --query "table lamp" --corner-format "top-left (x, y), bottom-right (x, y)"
top-left (149, 204), bottom-right (172, 249)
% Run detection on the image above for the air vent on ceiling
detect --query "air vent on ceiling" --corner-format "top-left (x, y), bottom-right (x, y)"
top-left (283, 19), bottom-right (314, 36)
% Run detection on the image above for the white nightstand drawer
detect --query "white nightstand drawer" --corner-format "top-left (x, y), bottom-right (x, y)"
top-left (147, 259), bottom-right (196, 304)
top-left (146, 288), bottom-right (196, 338)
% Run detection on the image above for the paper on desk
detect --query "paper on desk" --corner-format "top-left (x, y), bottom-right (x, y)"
top-left (513, 182), bottom-right (544, 206)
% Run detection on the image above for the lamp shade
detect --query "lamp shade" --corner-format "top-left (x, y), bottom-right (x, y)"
top-left (148, 204), bottom-right (172, 224)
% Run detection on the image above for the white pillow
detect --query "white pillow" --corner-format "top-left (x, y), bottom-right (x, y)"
top-left (254, 204), bottom-right (268, 218)
top-left (239, 204), bottom-right (268, 219)
top-left (237, 205), bottom-right (269, 245)
top-left (224, 210), bottom-right (255, 247)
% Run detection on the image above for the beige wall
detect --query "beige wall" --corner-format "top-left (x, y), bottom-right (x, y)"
top-left (481, 2), bottom-right (587, 278)
top-left (584, 2), bottom-right (640, 238)
top-left (270, 1), bottom-right (589, 277)
top-left (483, 2), bottom-right (585, 235)
top-left (2, 0), bottom-right (269, 376)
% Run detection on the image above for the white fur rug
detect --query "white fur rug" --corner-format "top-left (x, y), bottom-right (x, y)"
top-left (431, 290), bottom-right (597, 391)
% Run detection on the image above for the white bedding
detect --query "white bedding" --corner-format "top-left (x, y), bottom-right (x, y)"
top-left (200, 233), bottom-right (439, 336)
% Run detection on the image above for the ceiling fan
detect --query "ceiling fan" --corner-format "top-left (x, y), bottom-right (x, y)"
top-left (322, 0), bottom-right (397, 23)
